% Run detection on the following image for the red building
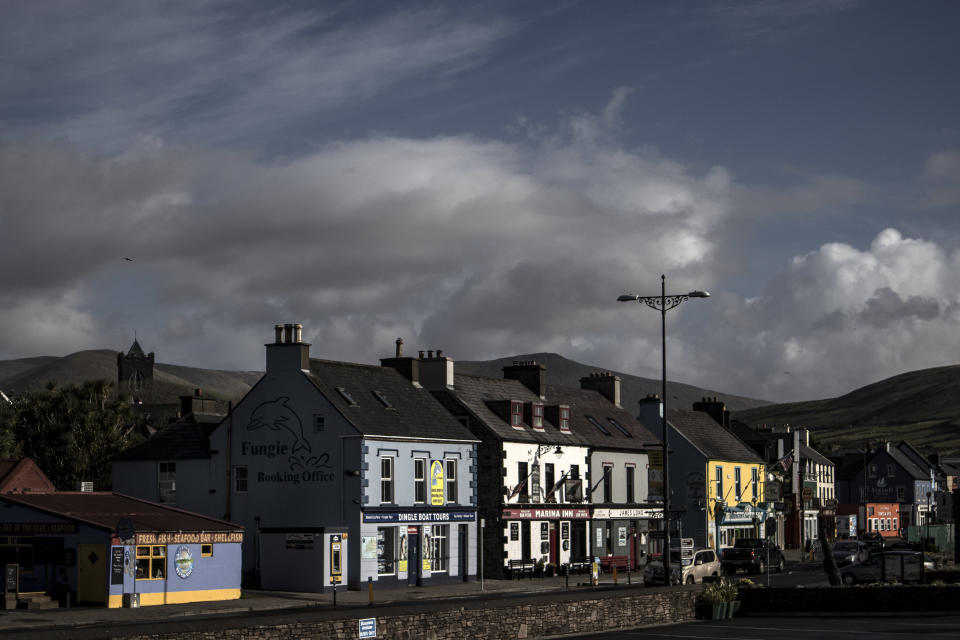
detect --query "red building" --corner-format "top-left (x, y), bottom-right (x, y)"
top-left (865, 502), bottom-right (899, 537)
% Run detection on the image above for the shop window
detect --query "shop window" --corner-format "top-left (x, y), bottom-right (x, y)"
top-left (158, 461), bottom-right (176, 503)
top-left (234, 465), bottom-right (248, 493)
top-left (381, 456), bottom-right (394, 504)
top-left (414, 458), bottom-right (426, 504)
top-left (377, 527), bottom-right (396, 576)
top-left (430, 525), bottom-right (448, 572)
top-left (201, 544), bottom-right (213, 557)
top-left (0, 536), bottom-right (33, 567)
top-left (136, 545), bottom-right (166, 580)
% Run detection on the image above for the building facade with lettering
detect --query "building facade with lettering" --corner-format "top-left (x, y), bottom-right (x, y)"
top-left (114, 327), bottom-right (479, 590)
top-left (0, 492), bottom-right (242, 608)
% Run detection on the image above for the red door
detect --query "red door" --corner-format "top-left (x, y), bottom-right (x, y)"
top-left (549, 525), bottom-right (558, 565)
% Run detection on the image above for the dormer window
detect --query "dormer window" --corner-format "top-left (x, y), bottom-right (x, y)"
top-left (510, 401), bottom-right (523, 428)
top-left (559, 405), bottom-right (571, 432)
top-left (531, 402), bottom-right (544, 430)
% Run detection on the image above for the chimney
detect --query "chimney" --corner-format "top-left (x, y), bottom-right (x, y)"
top-left (419, 349), bottom-right (454, 391)
top-left (579, 372), bottom-right (621, 407)
top-left (636, 394), bottom-right (663, 429)
top-left (265, 323), bottom-right (311, 373)
top-left (503, 361), bottom-right (545, 399)
top-left (381, 338), bottom-right (420, 385)
top-left (180, 388), bottom-right (211, 417)
top-left (692, 396), bottom-right (730, 429)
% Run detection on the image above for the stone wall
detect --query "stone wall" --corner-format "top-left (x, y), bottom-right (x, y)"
top-left (117, 587), bottom-right (700, 640)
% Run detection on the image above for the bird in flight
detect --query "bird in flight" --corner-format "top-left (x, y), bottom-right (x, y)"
top-left (124, 257), bottom-right (134, 261)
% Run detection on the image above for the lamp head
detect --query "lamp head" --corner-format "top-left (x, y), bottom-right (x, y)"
top-left (617, 294), bottom-right (639, 302)
top-left (687, 290), bottom-right (710, 298)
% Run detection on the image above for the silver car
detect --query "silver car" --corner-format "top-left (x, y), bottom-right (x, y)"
top-left (832, 540), bottom-right (870, 566)
top-left (839, 551), bottom-right (934, 585)
top-left (644, 548), bottom-right (721, 586)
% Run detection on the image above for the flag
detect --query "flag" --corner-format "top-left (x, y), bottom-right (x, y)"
top-left (775, 451), bottom-right (794, 472)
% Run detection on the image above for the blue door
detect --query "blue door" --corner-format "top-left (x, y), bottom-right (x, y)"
top-left (408, 531), bottom-right (420, 586)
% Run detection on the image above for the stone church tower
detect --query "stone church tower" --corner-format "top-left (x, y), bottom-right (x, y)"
top-left (117, 339), bottom-right (154, 403)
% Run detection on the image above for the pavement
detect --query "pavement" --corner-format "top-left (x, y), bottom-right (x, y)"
top-left (0, 555), bottom-right (827, 636)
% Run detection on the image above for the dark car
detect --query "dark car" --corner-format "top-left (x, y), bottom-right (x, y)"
top-left (861, 532), bottom-right (884, 552)
top-left (832, 540), bottom-right (870, 566)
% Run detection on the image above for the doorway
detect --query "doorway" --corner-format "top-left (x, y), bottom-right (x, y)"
top-left (549, 523), bottom-right (558, 565)
top-left (458, 524), bottom-right (468, 582)
top-left (77, 544), bottom-right (106, 605)
top-left (521, 521), bottom-right (531, 561)
top-left (407, 530), bottom-right (420, 586)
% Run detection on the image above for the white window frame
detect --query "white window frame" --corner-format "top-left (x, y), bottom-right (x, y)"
top-left (414, 458), bottom-right (426, 504)
top-left (445, 459), bottom-right (458, 504)
top-left (234, 465), bottom-right (248, 493)
top-left (381, 456), bottom-right (394, 504)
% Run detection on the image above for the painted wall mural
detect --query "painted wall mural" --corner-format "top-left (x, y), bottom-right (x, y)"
top-left (243, 396), bottom-right (334, 484)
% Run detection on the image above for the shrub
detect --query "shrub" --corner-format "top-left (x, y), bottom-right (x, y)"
top-left (703, 580), bottom-right (739, 603)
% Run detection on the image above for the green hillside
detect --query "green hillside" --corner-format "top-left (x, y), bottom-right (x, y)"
top-left (732, 365), bottom-right (960, 456)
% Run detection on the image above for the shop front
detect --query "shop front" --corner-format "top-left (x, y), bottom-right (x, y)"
top-left (361, 509), bottom-right (476, 587)
top-left (590, 507), bottom-right (662, 569)
top-left (501, 507), bottom-right (590, 570)
top-left (716, 503), bottom-right (771, 550)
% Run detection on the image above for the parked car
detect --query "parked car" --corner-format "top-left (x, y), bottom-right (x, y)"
top-left (861, 531), bottom-right (884, 552)
top-left (839, 551), bottom-right (934, 585)
top-left (721, 538), bottom-right (785, 574)
top-left (832, 540), bottom-right (870, 566)
top-left (643, 548), bottom-right (721, 586)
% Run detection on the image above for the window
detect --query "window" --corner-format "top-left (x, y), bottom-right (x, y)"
top-left (626, 465), bottom-right (635, 503)
top-left (868, 464), bottom-right (877, 478)
top-left (314, 414), bottom-right (325, 433)
top-left (201, 544), bottom-right (213, 557)
top-left (530, 464), bottom-right (540, 503)
top-left (414, 458), bottom-right (426, 503)
top-left (868, 506), bottom-right (875, 516)
top-left (381, 457), bottom-right (394, 504)
top-left (602, 464), bottom-right (613, 503)
top-left (517, 462), bottom-right (529, 502)
top-left (511, 401), bottom-right (523, 427)
top-left (373, 390), bottom-right (393, 408)
top-left (336, 386), bottom-right (358, 405)
top-left (531, 403), bottom-right (544, 429)
top-left (558, 405), bottom-right (571, 431)
top-left (887, 464), bottom-right (896, 477)
top-left (714, 466), bottom-right (723, 502)
top-left (751, 468), bottom-right (759, 502)
top-left (377, 527), bottom-right (396, 576)
top-left (734, 467), bottom-right (742, 501)
top-left (0, 536), bottom-right (32, 567)
top-left (585, 415), bottom-right (611, 435)
top-left (234, 465), bottom-right (248, 493)
top-left (136, 545), bottom-right (166, 580)
top-left (893, 518), bottom-right (898, 530)
top-left (446, 459), bottom-right (457, 503)
top-left (158, 462), bottom-right (176, 503)
top-left (607, 418), bottom-right (632, 437)
top-left (430, 525), bottom-right (448, 572)
top-left (544, 463), bottom-right (556, 502)
top-left (897, 486), bottom-right (905, 501)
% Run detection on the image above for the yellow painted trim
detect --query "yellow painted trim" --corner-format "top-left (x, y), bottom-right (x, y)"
top-left (107, 588), bottom-right (240, 608)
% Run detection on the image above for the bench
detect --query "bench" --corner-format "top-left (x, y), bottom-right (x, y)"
top-left (564, 560), bottom-right (591, 576)
top-left (598, 555), bottom-right (630, 573)
top-left (507, 559), bottom-right (535, 579)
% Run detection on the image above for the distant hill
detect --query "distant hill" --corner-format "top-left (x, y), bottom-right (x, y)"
top-left (732, 365), bottom-right (960, 456)
top-left (0, 349), bottom-right (262, 404)
top-left (456, 353), bottom-right (769, 413)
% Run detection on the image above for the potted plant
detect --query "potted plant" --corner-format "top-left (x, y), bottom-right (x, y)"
top-left (702, 580), bottom-right (739, 619)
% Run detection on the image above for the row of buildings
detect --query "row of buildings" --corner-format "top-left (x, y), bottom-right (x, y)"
top-left (2, 323), bottom-right (955, 606)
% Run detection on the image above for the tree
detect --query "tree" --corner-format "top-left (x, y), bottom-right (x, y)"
top-left (12, 380), bottom-right (137, 490)
top-left (818, 518), bottom-right (842, 586)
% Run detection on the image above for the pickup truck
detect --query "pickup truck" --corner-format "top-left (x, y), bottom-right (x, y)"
top-left (721, 538), bottom-right (785, 574)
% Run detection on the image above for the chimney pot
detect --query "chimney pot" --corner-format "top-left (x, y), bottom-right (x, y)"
top-left (419, 351), bottom-right (425, 359)
top-left (427, 350), bottom-right (434, 359)
top-left (437, 349), bottom-right (443, 357)
top-left (294, 323), bottom-right (303, 343)
top-left (195, 388), bottom-right (202, 397)
top-left (274, 324), bottom-right (283, 344)
top-left (283, 324), bottom-right (293, 343)
top-left (396, 338), bottom-right (403, 358)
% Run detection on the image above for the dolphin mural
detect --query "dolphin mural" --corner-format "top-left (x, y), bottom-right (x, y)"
top-left (246, 396), bottom-right (312, 455)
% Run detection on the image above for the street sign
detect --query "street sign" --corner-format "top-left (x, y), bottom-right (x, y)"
top-left (359, 618), bottom-right (377, 638)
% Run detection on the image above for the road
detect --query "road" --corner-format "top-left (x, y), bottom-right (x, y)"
top-left (566, 614), bottom-right (960, 639)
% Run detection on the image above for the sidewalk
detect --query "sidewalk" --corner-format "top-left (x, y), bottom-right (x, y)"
top-left (0, 574), bottom-right (643, 635)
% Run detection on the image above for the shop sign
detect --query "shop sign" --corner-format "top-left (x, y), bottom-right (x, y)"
top-left (362, 511), bottom-right (475, 523)
top-left (0, 522), bottom-right (78, 535)
top-left (430, 461), bottom-right (445, 506)
top-left (592, 508), bottom-right (663, 520)
top-left (135, 531), bottom-right (243, 545)
top-left (111, 547), bottom-right (124, 585)
top-left (501, 507), bottom-right (590, 520)
top-left (174, 546), bottom-right (194, 579)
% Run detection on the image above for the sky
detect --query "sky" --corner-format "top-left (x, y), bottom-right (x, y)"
top-left (1, 0), bottom-right (959, 403)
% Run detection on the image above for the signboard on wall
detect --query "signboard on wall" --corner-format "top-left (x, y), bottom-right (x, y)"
top-left (111, 547), bottom-right (124, 585)
top-left (430, 461), bottom-right (445, 506)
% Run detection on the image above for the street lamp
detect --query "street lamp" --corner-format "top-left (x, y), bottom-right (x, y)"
top-left (618, 275), bottom-right (710, 587)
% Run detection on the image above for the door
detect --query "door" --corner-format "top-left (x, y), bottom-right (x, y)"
top-left (521, 521), bottom-right (531, 561)
top-left (549, 524), bottom-right (558, 565)
top-left (407, 531), bottom-right (420, 586)
top-left (458, 524), bottom-right (468, 582)
top-left (571, 521), bottom-right (587, 561)
top-left (77, 544), bottom-right (107, 605)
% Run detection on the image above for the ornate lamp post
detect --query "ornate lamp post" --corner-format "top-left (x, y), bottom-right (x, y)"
top-left (618, 275), bottom-right (710, 587)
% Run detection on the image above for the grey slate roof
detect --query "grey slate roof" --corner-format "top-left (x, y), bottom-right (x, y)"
top-left (884, 446), bottom-right (929, 480)
top-left (113, 414), bottom-right (218, 461)
top-left (799, 443), bottom-right (833, 467)
top-left (545, 384), bottom-right (660, 450)
top-left (445, 374), bottom-right (584, 445)
top-left (666, 410), bottom-right (764, 464)
top-left (308, 359), bottom-right (477, 442)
